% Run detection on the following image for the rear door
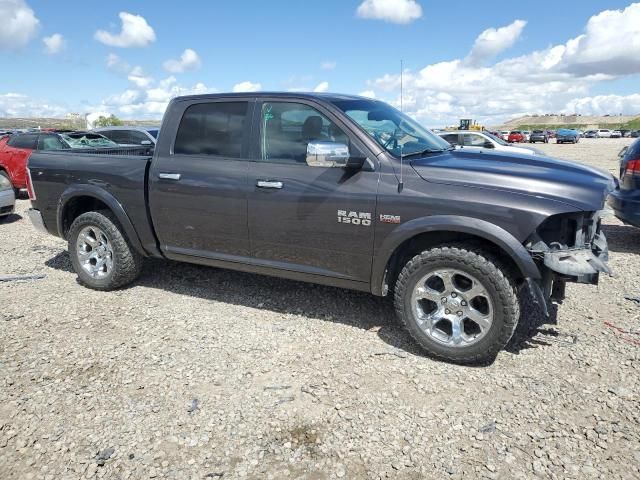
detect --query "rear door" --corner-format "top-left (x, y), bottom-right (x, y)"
top-left (149, 98), bottom-right (254, 259)
top-left (246, 99), bottom-right (378, 282)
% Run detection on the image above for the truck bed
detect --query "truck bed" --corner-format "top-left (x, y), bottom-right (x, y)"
top-left (28, 150), bottom-right (157, 253)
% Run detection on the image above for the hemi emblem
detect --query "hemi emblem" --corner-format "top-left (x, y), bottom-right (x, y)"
top-left (380, 214), bottom-right (401, 224)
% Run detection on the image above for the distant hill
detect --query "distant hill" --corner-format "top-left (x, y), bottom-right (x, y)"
top-left (0, 117), bottom-right (161, 130)
top-left (495, 114), bottom-right (640, 130)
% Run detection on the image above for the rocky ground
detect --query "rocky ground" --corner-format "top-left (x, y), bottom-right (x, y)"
top-left (0, 138), bottom-right (638, 479)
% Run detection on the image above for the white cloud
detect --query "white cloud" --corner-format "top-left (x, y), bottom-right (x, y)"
top-left (0, 0), bottom-right (40, 50)
top-left (359, 90), bottom-right (376, 98)
top-left (42, 33), bottom-right (65, 54)
top-left (94, 12), bottom-right (156, 48)
top-left (127, 66), bottom-right (153, 88)
top-left (163, 48), bottom-right (202, 73)
top-left (466, 20), bottom-right (526, 66)
top-left (367, 4), bottom-right (640, 126)
top-left (313, 81), bottom-right (329, 93)
top-left (102, 79), bottom-right (217, 117)
top-left (356, 0), bottom-right (422, 24)
top-left (0, 92), bottom-right (66, 117)
top-left (321, 61), bottom-right (336, 70)
top-left (232, 81), bottom-right (262, 92)
top-left (566, 94), bottom-right (640, 116)
top-left (106, 53), bottom-right (126, 70)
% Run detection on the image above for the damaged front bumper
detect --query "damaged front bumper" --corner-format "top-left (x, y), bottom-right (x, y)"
top-left (525, 211), bottom-right (612, 314)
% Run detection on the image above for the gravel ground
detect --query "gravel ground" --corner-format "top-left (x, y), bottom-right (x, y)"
top-left (1, 138), bottom-right (639, 479)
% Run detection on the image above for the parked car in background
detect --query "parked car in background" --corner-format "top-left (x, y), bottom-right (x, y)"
top-left (556, 129), bottom-right (580, 144)
top-left (0, 171), bottom-right (15, 219)
top-left (522, 130), bottom-right (531, 141)
top-left (529, 130), bottom-right (549, 143)
top-left (610, 130), bottom-right (622, 138)
top-left (576, 130), bottom-right (584, 138)
top-left (93, 126), bottom-right (159, 146)
top-left (500, 130), bottom-right (510, 140)
top-left (437, 130), bottom-right (543, 156)
top-left (608, 138), bottom-right (640, 227)
top-left (596, 129), bottom-right (612, 138)
top-left (631, 130), bottom-right (640, 138)
top-left (620, 129), bottom-right (631, 138)
top-left (584, 130), bottom-right (597, 138)
top-left (0, 131), bottom-right (150, 192)
top-left (546, 130), bottom-right (556, 138)
top-left (508, 130), bottom-right (526, 143)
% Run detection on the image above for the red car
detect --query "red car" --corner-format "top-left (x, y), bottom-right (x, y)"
top-left (0, 133), bottom-right (38, 193)
top-left (507, 130), bottom-right (526, 143)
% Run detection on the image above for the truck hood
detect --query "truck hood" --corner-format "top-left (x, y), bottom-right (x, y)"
top-left (410, 149), bottom-right (615, 211)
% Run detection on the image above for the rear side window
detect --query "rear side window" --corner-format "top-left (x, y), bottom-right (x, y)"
top-left (174, 102), bottom-right (248, 157)
top-left (462, 133), bottom-right (486, 147)
top-left (101, 130), bottom-right (129, 144)
top-left (440, 134), bottom-right (459, 145)
top-left (129, 130), bottom-right (152, 144)
top-left (7, 134), bottom-right (38, 149)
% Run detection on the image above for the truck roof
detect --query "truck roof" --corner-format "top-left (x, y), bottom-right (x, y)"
top-left (172, 92), bottom-right (373, 103)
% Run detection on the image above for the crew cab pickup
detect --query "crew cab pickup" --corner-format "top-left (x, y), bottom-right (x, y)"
top-left (27, 93), bottom-right (614, 363)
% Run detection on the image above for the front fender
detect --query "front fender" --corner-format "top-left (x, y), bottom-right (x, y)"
top-left (57, 184), bottom-right (146, 256)
top-left (371, 215), bottom-right (541, 295)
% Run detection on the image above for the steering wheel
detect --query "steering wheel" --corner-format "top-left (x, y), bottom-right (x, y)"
top-left (373, 130), bottom-right (399, 150)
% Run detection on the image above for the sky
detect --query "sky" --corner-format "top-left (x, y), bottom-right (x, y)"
top-left (1, 0), bottom-right (640, 126)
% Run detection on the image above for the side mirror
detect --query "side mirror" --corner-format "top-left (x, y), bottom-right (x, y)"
top-left (140, 140), bottom-right (153, 146)
top-left (484, 141), bottom-right (495, 149)
top-left (306, 141), bottom-right (364, 169)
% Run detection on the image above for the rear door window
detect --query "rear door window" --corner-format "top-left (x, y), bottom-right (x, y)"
top-left (38, 135), bottom-right (66, 150)
top-left (441, 134), bottom-right (459, 145)
top-left (7, 134), bottom-right (38, 149)
top-left (462, 133), bottom-right (487, 147)
top-left (174, 102), bottom-right (248, 158)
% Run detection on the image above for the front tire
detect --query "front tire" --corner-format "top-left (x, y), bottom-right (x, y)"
top-left (394, 245), bottom-right (519, 364)
top-left (68, 210), bottom-right (143, 290)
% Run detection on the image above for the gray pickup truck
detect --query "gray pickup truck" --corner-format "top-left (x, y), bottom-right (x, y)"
top-left (27, 93), bottom-right (613, 363)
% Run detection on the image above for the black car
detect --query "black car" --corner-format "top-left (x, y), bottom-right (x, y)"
top-left (608, 138), bottom-right (640, 227)
top-left (631, 130), bottom-right (640, 138)
top-left (529, 130), bottom-right (549, 143)
top-left (26, 92), bottom-right (613, 364)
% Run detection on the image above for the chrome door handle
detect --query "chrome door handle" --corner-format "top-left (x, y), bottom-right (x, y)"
top-left (159, 173), bottom-right (181, 180)
top-left (256, 180), bottom-right (283, 189)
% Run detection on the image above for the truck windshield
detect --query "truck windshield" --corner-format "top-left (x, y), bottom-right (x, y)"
top-left (331, 99), bottom-right (451, 158)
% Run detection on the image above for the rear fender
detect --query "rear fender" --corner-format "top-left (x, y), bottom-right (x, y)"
top-left (57, 184), bottom-right (146, 256)
top-left (371, 215), bottom-right (541, 295)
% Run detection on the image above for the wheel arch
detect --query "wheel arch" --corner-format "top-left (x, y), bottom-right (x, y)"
top-left (57, 185), bottom-right (146, 256)
top-left (371, 215), bottom-right (541, 296)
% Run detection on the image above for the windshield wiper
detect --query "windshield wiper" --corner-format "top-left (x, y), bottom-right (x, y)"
top-left (401, 145), bottom-right (454, 159)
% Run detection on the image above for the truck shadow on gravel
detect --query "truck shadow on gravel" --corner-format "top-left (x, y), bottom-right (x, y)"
top-left (601, 224), bottom-right (640, 255)
top-left (45, 252), bottom-right (559, 364)
top-left (0, 213), bottom-right (22, 225)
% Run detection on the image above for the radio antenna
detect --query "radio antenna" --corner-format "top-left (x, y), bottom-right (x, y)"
top-left (398, 59), bottom-right (404, 193)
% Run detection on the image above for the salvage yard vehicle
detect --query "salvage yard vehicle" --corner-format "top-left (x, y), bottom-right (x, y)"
top-left (93, 126), bottom-right (159, 146)
top-left (0, 132), bottom-right (152, 193)
top-left (437, 130), bottom-right (542, 156)
top-left (507, 130), bottom-right (526, 143)
top-left (610, 130), bottom-right (622, 139)
top-left (529, 130), bottom-right (549, 143)
top-left (0, 172), bottom-right (15, 219)
top-left (556, 129), bottom-right (580, 144)
top-left (596, 129), bottom-right (612, 138)
top-left (608, 138), bottom-right (640, 228)
top-left (26, 93), bottom-right (614, 363)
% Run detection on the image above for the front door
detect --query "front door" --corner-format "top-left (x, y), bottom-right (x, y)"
top-left (149, 99), bottom-right (253, 259)
top-left (247, 100), bottom-right (378, 283)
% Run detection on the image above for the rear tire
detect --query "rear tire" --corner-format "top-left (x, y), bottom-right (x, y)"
top-left (394, 245), bottom-right (519, 364)
top-left (68, 210), bottom-right (143, 290)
